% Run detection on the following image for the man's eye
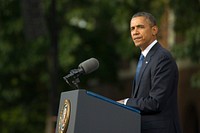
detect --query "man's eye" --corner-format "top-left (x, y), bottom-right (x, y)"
top-left (130, 28), bottom-right (135, 31)
top-left (138, 25), bottom-right (144, 28)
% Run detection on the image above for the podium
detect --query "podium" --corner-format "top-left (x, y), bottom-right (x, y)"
top-left (56, 89), bottom-right (141, 133)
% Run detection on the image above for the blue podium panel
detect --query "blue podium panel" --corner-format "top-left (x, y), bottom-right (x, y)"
top-left (56, 89), bottom-right (141, 133)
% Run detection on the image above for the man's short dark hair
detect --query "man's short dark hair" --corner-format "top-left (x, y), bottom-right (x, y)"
top-left (132, 12), bottom-right (157, 26)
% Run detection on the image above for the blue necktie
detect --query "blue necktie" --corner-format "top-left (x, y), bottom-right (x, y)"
top-left (135, 54), bottom-right (144, 82)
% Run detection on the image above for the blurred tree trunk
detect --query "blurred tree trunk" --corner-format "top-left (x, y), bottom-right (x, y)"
top-left (21, 0), bottom-right (58, 133)
top-left (47, 0), bottom-right (59, 132)
top-left (21, 0), bottom-right (47, 40)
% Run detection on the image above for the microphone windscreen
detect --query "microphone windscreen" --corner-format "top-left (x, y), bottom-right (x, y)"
top-left (78, 58), bottom-right (99, 74)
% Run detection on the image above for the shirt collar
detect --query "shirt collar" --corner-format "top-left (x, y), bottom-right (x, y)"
top-left (142, 40), bottom-right (157, 57)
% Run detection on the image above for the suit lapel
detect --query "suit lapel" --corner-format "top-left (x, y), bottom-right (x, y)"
top-left (133, 43), bottom-right (160, 97)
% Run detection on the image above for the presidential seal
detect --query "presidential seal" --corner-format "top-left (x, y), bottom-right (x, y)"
top-left (58, 99), bottom-right (71, 133)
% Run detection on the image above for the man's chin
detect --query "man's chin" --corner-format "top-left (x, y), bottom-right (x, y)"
top-left (134, 43), bottom-right (141, 47)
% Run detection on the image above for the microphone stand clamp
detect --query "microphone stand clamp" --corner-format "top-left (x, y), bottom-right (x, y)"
top-left (63, 69), bottom-right (82, 89)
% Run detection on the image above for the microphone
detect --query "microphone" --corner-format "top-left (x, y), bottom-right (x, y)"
top-left (63, 58), bottom-right (99, 89)
top-left (78, 58), bottom-right (99, 74)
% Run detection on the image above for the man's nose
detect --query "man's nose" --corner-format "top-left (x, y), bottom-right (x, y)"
top-left (132, 29), bottom-right (139, 35)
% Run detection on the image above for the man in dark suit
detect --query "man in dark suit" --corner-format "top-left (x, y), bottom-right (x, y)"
top-left (118, 12), bottom-right (181, 133)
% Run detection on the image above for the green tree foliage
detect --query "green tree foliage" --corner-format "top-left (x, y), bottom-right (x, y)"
top-left (0, 0), bottom-right (48, 132)
top-left (170, 0), bottom-right (200, 88)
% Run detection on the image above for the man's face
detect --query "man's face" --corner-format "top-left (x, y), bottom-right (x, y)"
top-left (130, 16), bottom-right (158, 51)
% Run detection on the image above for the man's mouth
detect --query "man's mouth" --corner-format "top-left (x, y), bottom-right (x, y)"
top-left (134, 37), bottom-right (142, 41)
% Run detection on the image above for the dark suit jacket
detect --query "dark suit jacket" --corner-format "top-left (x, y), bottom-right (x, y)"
top-left (126, 43), bottom-right (181, 133)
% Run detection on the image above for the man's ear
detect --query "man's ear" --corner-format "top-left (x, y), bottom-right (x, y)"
top-left (152, 26), bottom-right (158, 36)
